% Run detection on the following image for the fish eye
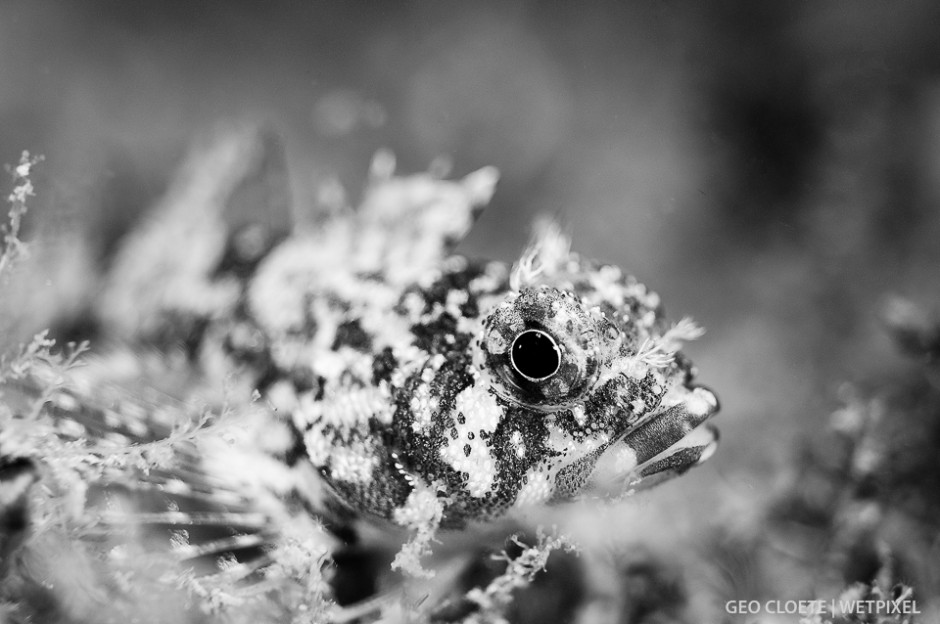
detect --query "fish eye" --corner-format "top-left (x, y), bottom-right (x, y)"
top-left (478, 287), bottom-right (604, 410)
top-left (510, 329), bottom-right (561, 382)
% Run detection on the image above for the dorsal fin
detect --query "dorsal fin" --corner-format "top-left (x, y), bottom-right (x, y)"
top-left (97, 122), bottom-right (292, 345)
top-left (353, 152), bottom-right (499, 284)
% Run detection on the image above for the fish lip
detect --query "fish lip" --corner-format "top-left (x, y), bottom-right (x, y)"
top-left (608, 382), bottom-right (720, 444)
top-left (689, 383), bottom-right (721, 414)
top-left (609, 410), bottom-right (657, 445)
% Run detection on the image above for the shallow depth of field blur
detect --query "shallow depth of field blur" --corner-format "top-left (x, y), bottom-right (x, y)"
top-left (3, 2), bottom-right (940, 623)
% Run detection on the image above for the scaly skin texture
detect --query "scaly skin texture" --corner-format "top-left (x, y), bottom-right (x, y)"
top-left (98, 130), bottom-right (720, 533)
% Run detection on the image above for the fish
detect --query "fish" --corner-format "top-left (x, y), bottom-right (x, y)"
top-left (1, 125), bottom-right (719, 618)
top-left (95, 126), bottom-right (719, 531)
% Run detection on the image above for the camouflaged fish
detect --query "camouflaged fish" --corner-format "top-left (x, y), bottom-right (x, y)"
top-left (92, 127), bottom-right (720, 534)
top-left (0, 127), bottom-right (722, 622)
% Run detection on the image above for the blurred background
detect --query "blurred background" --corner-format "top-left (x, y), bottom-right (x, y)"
top-left (3, 2), bottom-right (940, 621)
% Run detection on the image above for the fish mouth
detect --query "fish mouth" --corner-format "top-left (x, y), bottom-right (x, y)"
top-left (587, 383), bottom-right (720, 491)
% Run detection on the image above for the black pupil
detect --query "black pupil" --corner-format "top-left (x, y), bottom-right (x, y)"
top-left (511, 330), bottom-right (560, 380)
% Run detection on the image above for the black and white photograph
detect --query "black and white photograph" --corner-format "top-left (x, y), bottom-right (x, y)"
top-left (1, 3), bottom-right (939, 623)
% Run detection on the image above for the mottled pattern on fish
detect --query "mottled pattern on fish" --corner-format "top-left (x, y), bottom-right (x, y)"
top-left (95, 132), bottom-right (719, 533)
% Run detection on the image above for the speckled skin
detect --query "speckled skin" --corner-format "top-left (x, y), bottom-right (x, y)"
top-left (209, 178), bottom-right (718, 530)
top-left (98, 142), bottom-right (719, 532)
